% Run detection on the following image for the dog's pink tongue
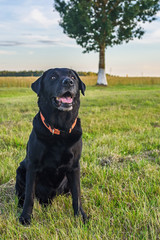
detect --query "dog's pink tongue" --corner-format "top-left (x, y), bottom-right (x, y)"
top-left (59, 97), bottom-right (72, 104)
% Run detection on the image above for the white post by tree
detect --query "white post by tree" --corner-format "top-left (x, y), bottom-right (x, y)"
top-left (97, 44), bottom-right (107, 85)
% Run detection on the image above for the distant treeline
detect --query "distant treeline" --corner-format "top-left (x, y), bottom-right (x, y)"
top-left (0, 71), bottom-right (97, 77)
top-left (0, 71), bottom-right (43, 77)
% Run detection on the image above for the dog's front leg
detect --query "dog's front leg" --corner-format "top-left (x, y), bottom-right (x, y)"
top-left (67, 166), bottom-right (87, 223)
top-left (19, 165), bottom-right (36, 225)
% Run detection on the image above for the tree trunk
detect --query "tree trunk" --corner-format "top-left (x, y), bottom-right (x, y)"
top-left (97, 44), bottom-right (108, 86)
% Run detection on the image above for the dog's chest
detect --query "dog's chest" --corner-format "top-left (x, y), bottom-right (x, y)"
top-left (41, 142), bottom-right (73, 170)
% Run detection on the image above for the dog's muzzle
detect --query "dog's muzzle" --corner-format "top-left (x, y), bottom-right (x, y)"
top-left (52, 91), bottom-right (74, 111)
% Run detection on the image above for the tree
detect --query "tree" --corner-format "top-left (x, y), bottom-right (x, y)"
top-left (54, 0), bottom-right (160, 85)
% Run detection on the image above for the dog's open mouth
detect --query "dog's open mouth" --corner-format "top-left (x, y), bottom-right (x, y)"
top-left (56, 92), bottom-right (73, 104)
top-left (52, 92), bottom-right (74, 111)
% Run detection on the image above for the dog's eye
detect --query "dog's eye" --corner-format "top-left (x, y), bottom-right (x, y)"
top-left (71, 76), bottom-right (75, 80)
top-left (51, 76), bottom-right (56, 80)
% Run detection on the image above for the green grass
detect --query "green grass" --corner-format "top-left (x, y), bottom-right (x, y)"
top-left (0, 85), bottom-right (160, 239)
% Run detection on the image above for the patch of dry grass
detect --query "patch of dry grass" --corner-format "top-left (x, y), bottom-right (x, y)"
top-left (0, 75), bottom-right (160, 88)
top-left (0, 76), bottom-right (37, 88)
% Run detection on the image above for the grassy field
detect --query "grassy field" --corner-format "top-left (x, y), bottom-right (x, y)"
top-left (0, 79), bottom-right (160, 239)
top-left (0, 75), bottom-right (160, 87)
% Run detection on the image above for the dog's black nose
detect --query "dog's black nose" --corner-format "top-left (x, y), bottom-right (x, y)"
top-left (62, 78), bottom-right (74, 87)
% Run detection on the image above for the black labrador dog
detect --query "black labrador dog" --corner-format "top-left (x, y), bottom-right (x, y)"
top-left (15, 68), bottom-right (87, 225)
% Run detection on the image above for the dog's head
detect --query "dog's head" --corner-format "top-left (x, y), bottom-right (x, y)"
top-left (31, 68), bottom-right (86, 112)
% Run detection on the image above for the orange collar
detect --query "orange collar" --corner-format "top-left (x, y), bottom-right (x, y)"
top-left (40, 112), bottom-right (77, 135)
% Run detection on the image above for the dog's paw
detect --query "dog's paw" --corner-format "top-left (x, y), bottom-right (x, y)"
top-left (19, 214), bottom-right (31, 226)
top-left (82, 212), bottom-right (89, 224)
top-left (80, 207), bottom-right (89, 224)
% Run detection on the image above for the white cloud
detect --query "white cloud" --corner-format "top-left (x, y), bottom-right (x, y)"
top-left (19, 32), bottom-right (79, 48)
top-left (23, 8), bottom-right (59, 28)
top-left (156, 11), bottom-right (160, 18)
top-left (28, 51), bottom-right (34, 55)
top-left (133, 19), bottom-right (160, 44)
top-left (23, 33), bottom-right (50, 40)
top-left (0, 50), bottom-right (16, 55)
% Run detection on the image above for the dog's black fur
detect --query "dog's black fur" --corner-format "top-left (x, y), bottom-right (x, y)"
top-left (15, 68), bottom-right (87, 225)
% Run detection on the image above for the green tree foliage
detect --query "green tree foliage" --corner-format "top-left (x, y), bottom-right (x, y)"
top-left (54, 0), bottom-right (160, 85)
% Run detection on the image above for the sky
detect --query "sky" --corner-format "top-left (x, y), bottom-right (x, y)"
top-left (0, 0), bottom-right (160, 76)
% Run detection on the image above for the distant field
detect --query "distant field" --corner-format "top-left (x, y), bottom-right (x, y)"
top-left (0, 85), bottom-right (160, 239)
top-left (0, 75), bottom-right (160, 87)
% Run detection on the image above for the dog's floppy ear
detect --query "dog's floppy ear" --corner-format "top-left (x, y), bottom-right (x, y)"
top-left (72, 70), bottom-right (86, 96)
top-left (79, 78), bottom-right (86, 96)
top-left (31, 75), bottom-right (43, 95)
